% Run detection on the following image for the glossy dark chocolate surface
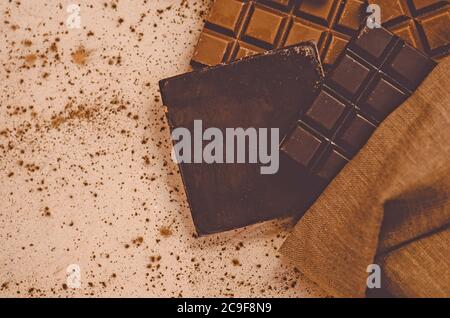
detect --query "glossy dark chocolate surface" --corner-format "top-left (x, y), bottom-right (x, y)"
top-left (192, 0), bottom-right (367, 71)
top-left (160, 43), bottom-right (324, 235)
top-left (368, 0), bottom-right (450, 59)
top-left (282, 25), bottom-right (436, 183)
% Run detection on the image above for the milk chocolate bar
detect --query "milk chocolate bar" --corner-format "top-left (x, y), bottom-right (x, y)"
top-left (191, 0), bottom-right (367, 71)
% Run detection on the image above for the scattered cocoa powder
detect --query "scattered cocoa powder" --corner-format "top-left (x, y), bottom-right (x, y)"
top-left (71, 47), bottom-right (89, 65)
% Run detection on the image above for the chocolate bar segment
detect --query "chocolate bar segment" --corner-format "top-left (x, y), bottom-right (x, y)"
top-left (281, 25), bottom-right (436, 183)
top-left (368, 0), bottom-right (450, 59)
top-left (160, 43), bottom-right (324, 235)
top-left (192, 0), bottom-right (367, 71)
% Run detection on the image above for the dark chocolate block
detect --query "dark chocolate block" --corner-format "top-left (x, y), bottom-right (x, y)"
top-left (368, 0), bottom-right (449, 59)
top-left (160, 43), bottom-right (324, 235)
top-left (191, 0), bottom-right (367, 71)
top-left (281, 25), bottom-right (436, 183)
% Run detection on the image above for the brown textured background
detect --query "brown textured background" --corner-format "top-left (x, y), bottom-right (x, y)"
top-left (0, 0), bottom-right (325, 297)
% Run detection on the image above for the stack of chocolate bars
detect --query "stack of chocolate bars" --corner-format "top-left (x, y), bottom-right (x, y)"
top-left (159, 0), bottom-right (449, 235)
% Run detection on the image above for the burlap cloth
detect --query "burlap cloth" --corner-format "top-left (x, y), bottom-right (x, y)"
top-left (280, 56), bottom-right (450, 298)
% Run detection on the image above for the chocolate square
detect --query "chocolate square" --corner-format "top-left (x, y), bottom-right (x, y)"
top-left (336, 113), bottom-right (377, 155)
top-left (315, 148), bottom-right (349, 181)
top-left (207, 0), bottom-right (246, 35)
top-left (243, 4), bottom-right (286, 47)
top-left (350, 27), bottom-right (395, 65)
top-left (419, 8), bottom-right (450, 53)
top-left (191, 31), bottom-right (233, 66)
top-left (336, 0), bottom-right (366, 32)
top-left (329, 54), bottom-right (371, 99)
top-left (360, 76), bottom-right (408, 121)
top-left (322, 32), bottom-right (351, 67)
top-left (280, 124), bottom-right (324, 168)
top-left (297, 0), bottom-right (337, 25)
top-left (285, 19), bottom-right (326, 47)
top-left (305, 89), bottom-right (348, 134)
top-left (385, 42), bottom-right (436, 90)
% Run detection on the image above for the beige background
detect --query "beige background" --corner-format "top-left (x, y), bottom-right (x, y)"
top-left (0, 0), bottom-right (325, 297)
